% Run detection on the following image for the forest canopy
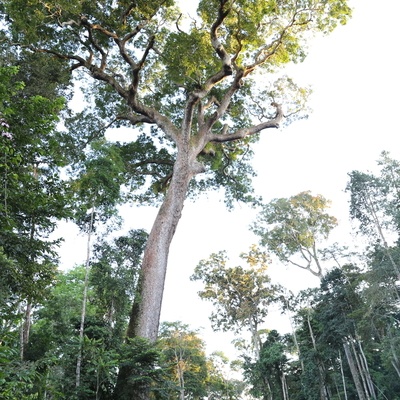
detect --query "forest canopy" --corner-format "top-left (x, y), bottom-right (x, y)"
top-left (7, 1), bottom-right (395, 399)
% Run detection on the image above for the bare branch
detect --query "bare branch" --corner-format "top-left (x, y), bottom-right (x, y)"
top-left (204, 70), bottom-right (244, 133)
top-left (118, 112), bottom-right (155, 125)
top-left (175, 13), bottom-right (185, 34)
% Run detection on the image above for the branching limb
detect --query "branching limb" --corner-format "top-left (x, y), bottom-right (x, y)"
top-left (183, 0), bottom-right (235, 139)
top-left (203, 70), bottom-right (244, 134)
top-left (118, 112), bottom-right (155, 125)
top-left (207, 103), bottom-right (283, 144)
top-left (80, 17), bottom-right (110, 71)
top-left (287, 259), bottom-right (321, 278)
top-left (210, 0), bottom-right (232, 69)
top-left (118, 21), bottom-right (150, 69)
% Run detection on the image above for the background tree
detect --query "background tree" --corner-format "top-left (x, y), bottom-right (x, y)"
top-left (1, 1), bottom-right (351, 353)
top-left (205, 351), bottom-right (245, 400)
top-left (69, 138), bottom-right (128, 390)
top-left (22, 228), bottom-right (149, 399)
top-left (191, 246), bottom-right (281, 356)
top-left (157, 322), bottom-right (208, 400)
top-left (243, 330), bottom-right (291, 400)
top-left (90, 229), bottom-right (149, 339)
top-left (0, 63), bottom-right (71, 360)
top-left (251, 191), bottom-right (339, 278)
top-left (347, 153), bottom-right (400, 280)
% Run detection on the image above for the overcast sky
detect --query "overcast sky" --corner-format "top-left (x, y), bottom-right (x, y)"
top-left (58, 0), bottom-right (400, 357)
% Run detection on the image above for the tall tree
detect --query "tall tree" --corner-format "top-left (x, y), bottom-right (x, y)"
top-left (347, 170), bottom-right (400, 277)
top-left (1, 0), bottom-right (352, 349)
top-left (69, 139), bottom-right (127, 390)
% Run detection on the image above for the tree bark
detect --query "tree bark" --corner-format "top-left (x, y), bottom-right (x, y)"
top-left (350, 339), bottom-right (370, 399)
top-left (281, 372), bottom-right (289, 400)
top-left (357, 339), bottom-right (377, 399)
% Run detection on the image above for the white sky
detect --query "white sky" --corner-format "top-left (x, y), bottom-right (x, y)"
top-left (57, 0), bottom-right (400, 357)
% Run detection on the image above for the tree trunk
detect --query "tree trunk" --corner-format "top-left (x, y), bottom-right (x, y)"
top-left (262, 374), bottom-right (273, 400)
top-left (386, 324), bottom-right (400, 378)
top-left (343, 340), bottom-right (366, 400)
top-left (363, 191), bottom-right (400, 280)
top-left (76, 206), bottom-right (95, 389)
top-left (178, 359), bottom-right (185, 400)
top-left (281, 372), bottom-right (289, 400)
top-left (20, 302), bottom-right (32, 360)
top-left (126, 153), bottom-right (196, 341)
top-left (306, 310), bottom-right (329, 400)
top-left (338, 350), bottom-right (348, 400)
top-left (357, 339), bottom-right (377, 399)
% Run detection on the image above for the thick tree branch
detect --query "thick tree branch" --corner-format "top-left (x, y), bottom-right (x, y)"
top-left (211, 0), bottom-right (232, 69)
top-left (118, 112), bottom-right (155, 125)
top-left (128, 34), bottom-right (155, 100)
top-left (31, 47), bottom-right (87, 71)
top-left (204, 70), bottom-right (244, 134)
top-left (120, 2), bottom-right (136, 25)
top-left (117, 20), bottom-right (150, 70)
top-left (80, 17), bottom-right (119, 40)
top-left (207, 102), bottom-right (283, 144)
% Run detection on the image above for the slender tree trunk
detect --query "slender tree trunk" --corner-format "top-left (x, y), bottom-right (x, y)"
top-left (306, 310), bottom-right (329, 400)
top-left (20, 217), bottom-right (37, 360)
top-left (19, 301), bottom-right (32, 360)
top-left (338, 350), bottom-right (348, 400)
top-left (357, 339), bottom-right (377, 399)
top-left (343, 340), bottom-right (366, 400)
top-left (387, 326), bottom-right (400, 378)
top-left (289, 313), bottom-right (304, 371)
top-left (350, 339), bottom-right (370, 399)
top-left (76, 206), bottom-right (95, 389)
top-left (262, 374), bottom-right (273, 400)
top-left (363, 192), bottom-right (400, 280)
top-left (178, 360), bottom-right (185, 400)
top-left (281, 372), bottom-right (289, 400)
top-left (249, 317), bottom-right (260, 359)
